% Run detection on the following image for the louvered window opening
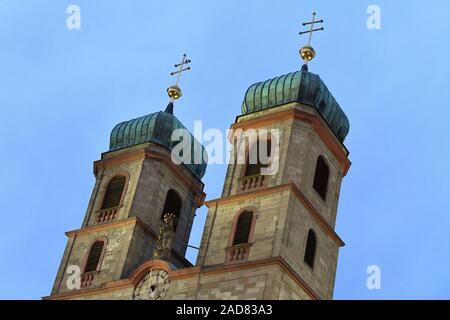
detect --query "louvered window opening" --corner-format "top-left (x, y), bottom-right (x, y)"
top-left (233, 211), bottom-right (253, 245)
top-left (101, 176), bottom-right (126, 209)
top-left (245, 140), bottom-right (272, 176)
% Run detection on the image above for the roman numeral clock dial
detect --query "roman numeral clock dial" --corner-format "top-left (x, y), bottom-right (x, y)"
top-left (133, 269), bottom-right (170, 300)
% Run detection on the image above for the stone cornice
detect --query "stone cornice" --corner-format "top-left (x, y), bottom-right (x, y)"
top-left (43, 257), bottom-right (320, 300)
top-left (205, 183), bottom-right (345, 247)
top-left (65, 217), bottom-right (140, 238)
top-left (231, 105), bottom-right (351, 176)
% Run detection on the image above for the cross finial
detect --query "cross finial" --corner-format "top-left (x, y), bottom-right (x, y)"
top-left (299, 12), bottom-right (324, 65)
top-left (167, 53), bottom-right (192, 101)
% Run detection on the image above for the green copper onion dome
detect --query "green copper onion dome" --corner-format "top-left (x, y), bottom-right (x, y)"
top-left (241, 65), bottom-right (349, 142)
top-left (109, 103), bottom-right (207, 179)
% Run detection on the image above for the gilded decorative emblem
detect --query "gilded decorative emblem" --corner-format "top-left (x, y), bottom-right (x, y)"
top-left (153, 213), bottom-right (176, 258)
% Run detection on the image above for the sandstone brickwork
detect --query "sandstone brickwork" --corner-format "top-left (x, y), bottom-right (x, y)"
top-left (47, 103), bottom-right (349, 301)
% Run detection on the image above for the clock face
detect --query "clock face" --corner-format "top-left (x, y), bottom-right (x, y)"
top-left (133, 268), bottom-right (170, 300)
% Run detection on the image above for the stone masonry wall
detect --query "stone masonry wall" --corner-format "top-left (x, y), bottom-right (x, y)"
top-left (55, 263), bottom-right (313, 300)
top-left (51, 222), bottom-right (135, 295)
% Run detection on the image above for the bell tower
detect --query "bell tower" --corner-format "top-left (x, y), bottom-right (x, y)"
top-left (194, 13), bottom-right (351, 300)
top-left (49, 55), bottom-right (207, 297)
top-left (46, 18), bottom-right (352, 300)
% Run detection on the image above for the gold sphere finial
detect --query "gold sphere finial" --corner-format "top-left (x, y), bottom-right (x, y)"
top-left (300, 45), bottom-right (316, 63)
top-left (167, 85), bottom-right (182, 100)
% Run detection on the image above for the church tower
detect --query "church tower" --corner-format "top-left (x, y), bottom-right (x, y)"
top-left (193, 67), bottom-right (350, 298)
top-left (48, 55), bottom-right (209, 298)
top-left (46, 15), bottom-right (351, 300)
top-left (192, 13), bottom-right (351, 299)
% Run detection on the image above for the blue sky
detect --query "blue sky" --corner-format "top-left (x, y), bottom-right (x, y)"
top-left (1, 0), bottom-right (449, 299)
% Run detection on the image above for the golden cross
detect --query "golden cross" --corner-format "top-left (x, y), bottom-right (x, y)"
top-left (299, 12), bottom-right (324, 47)
top-left (167, 53), bottom-right (191, 101)
top-left (170, 53), bottom-right (191, 87)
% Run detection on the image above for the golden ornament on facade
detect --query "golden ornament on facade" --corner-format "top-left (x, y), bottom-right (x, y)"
top-left (153, 212), bottom-right (176, 258)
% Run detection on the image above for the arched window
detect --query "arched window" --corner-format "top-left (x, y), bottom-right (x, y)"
top-left (84, 240), bottom-right (105, 273)
top-left (313, 156), bottom-right (329, 200)
top-left (161, 189), bottom-right (182, 230)
top-left (232, 211), bottom-right (253, 245)
top-left (101, 175), bottom-right (126, 209)
top-left (304, 229), bottom-right (317, 269)
top-left (245, 139), bottom-right (271, 176)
